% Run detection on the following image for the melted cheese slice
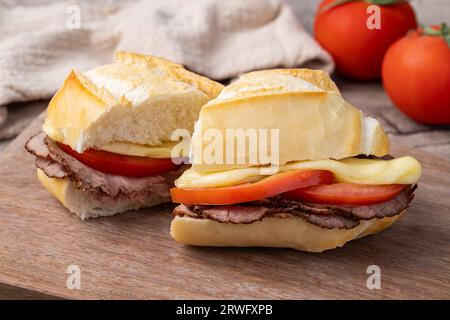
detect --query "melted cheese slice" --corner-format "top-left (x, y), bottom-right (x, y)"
top-left (175, 156), bottom-right (422, 188)
top-left (100, 141), bottom-right (187, 158)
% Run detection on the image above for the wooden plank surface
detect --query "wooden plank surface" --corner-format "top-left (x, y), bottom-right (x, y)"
top-left (0, 116), bottom-right (449, 299)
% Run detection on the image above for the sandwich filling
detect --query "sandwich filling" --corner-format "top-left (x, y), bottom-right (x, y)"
top-left (171, 156), bottom-right (421, 230)
top-left (26, 132), bottom-right (185, 205)
top-left (174, 185), bottom-right (415, 229)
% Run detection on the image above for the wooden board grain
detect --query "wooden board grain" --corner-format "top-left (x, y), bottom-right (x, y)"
top-left (0, 116), bottom-right (450, 300)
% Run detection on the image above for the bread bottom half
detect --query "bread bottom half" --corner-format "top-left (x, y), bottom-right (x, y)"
top-left (170, 213), bottom-right (403, 252)
top-left (37, 169), bottom-right (170, 220)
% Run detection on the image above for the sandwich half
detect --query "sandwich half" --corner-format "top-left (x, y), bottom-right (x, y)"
top-left (25, 51), bottom-right (223, 220)
top-left (170, 69), bottom-right (422, 252)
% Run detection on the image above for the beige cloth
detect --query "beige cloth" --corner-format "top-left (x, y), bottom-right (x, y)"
top-left (0, 0), bottom-right (333, 134)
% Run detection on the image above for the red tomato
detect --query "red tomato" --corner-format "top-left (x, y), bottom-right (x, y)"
top-left (314, 0), bottom-right (417, 79)
top-left (382, 25), bottom-right (450, 124)
top-left (58, 143), bottom-right (180, 177)
top-left (284, 183), bottom-right (406, 205)
top-left (171, 170), bottom-right (334, 205)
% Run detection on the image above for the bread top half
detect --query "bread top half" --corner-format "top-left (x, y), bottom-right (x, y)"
top-left (43, 51), bottom-right (224, 152)
top-left (190, 69), bottom-right (389, 173)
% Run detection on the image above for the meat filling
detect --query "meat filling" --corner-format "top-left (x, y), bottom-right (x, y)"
top-left (173, 185), bottom-right (416, 230)
top-left (25, 132), bottom-right (185, 202)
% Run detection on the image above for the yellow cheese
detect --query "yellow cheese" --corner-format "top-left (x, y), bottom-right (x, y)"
top-left (99, 141), bottom-right (188, 158)
top-left (175, 156), bottom-right (422, 188)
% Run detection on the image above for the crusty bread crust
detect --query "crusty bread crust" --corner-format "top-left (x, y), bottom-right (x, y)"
top-left (170, 213), bottom-right (403, 252)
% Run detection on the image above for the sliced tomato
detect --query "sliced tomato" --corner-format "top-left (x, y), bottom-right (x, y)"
top-left (58, 143), bottom-right (180, 177)
top-left (171, 170), bottom-right (333, 205)
top-left (284, 183), bottom-right (407, 205)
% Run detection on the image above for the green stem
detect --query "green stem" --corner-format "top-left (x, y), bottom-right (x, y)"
top-left (422, 23), bottom-right (450, 47)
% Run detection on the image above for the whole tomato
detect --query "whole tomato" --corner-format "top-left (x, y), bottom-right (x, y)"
top-left (314, 0), bottom-right (417, 80)
top-left (382, 24), bottom-right (450, 125)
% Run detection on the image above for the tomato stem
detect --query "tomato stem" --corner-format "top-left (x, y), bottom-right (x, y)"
top-left (319, 0), bottom-right (409, 14)
top-left (422, 23), bottom-right (450, 47)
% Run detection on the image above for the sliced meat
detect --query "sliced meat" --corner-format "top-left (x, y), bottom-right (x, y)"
top-left (174, 185), bottom-right (415, 230)
top-left (277, 185), bottom-right (415, 220)
top-left (340, 185), bottom-right (415, 219)
top-left (26, 132), bottom-right (67, 178)
top-left (25, 132), bottom-right (50, 158)
top-left (25, 132), bottom-right (185, 201)
top-left (174, 204), bottom-right (360, 229)
top-left (202, 206), bottom-right (268, 224)
top-left (292, 210), bottom-right (359, 229)
top-left (355, 154), bottom-right (394, 160)
top-left (245, 202), bottom-right (359, 228)
top-left (175, 204), bottom-right (268, 224)
top-left (35, 157), bottom-right (67, 179)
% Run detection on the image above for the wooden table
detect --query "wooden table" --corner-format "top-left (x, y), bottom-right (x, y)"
top-left (1, 106), bottom-right (450, 299)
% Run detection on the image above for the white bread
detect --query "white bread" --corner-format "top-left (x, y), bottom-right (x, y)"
top-left (43, 51), bottom-right (224, 153)
top-left (170, 213), bottom-right (403, 253)
top-left (190, 69), bottom-right (389, 173)
top-left (37, 169), bottom-right (169, 220)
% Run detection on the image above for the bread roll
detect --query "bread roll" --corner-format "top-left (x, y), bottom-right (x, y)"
top-left (43, 51), bottom-right (224, 153)
top-left (190, 69), bottom-right (389, 173)
top-left (171, 213), bottom-right (403, 253)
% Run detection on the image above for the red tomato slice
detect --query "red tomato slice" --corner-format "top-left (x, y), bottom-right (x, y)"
top-left (284, 183), bottom-right (407, 205)
top-left (58, 143), bottom-right (180, 177)
top-left (171, 170), bottom-right (333, 205)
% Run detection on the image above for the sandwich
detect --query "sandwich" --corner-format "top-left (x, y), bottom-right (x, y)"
top-left (170, 69), bottom-right (422, 252)
top-left (25, 51), bottom-right (223, 220)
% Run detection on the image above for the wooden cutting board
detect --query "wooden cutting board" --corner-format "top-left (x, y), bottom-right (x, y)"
top-left (1, 115), bottom-right (449, 300)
